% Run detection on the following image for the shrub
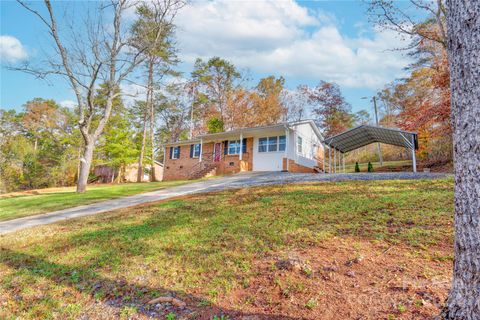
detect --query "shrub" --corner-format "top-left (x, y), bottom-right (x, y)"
top-left (354, 162), bottom-right (360, 172)
top-left (367, 162), bottom-right (374, 172)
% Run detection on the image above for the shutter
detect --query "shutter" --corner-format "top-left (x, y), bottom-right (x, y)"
top-left (223, 140), bottom-right (228, 155)
top-left (190, 144), bottom-right (194, 158)
top-left (169, 147), bottom-right (173, 159)
top-left (177, 146), bottom-right (181, 158)
top-left (242, 138), bottom-right (247, 154)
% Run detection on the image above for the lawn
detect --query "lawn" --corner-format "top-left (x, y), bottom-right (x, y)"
top-left (342, 160), bottom-right (413, 173)
top-left (0, 181), bottom-right (190, 222)
top-left (0, 178), bottom-right (453, 319)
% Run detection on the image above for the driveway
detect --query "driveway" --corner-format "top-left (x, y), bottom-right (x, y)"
top-left (0, 172), bottom-right (447, 235)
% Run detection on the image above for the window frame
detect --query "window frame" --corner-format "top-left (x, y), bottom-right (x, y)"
top-left (192, 143), bottom-right (201, 158)
top-left (297, 136), bottom-right (303, 154)
top-left (258, 135), bottom-right (286, 153)
top-left (228, 140), bottom-right (241, 155)
top-left (172, 146), bottom-right (181, 159)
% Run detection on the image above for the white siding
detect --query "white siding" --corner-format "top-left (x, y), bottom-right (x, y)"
top-left (291, 123), bottom-right (323, 168)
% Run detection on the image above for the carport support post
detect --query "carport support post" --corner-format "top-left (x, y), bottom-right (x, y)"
top-left (411, 135), bottom-right (417, 173)
top-left (343, 153), bottom-right (345, 173)
top-left (199, 138), bottom-right (203, 162)
top-left (333, 148), bottom-right (336, 174)
top-left (328, 145), bottom-right (332, 174)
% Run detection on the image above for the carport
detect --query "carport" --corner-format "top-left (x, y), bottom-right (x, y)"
top-left (323, 125), bottom-right (419, 173)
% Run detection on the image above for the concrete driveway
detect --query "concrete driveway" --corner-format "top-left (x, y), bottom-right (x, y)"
top-left (0, 171), bottom-right (447, 235)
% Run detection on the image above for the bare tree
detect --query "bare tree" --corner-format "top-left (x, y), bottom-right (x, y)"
top-left (367, 0), bottom-right (447, 49)
top-left (17, 0), bottom-right (147, 192)
top-left (441, 1), bottom-right (480, 319)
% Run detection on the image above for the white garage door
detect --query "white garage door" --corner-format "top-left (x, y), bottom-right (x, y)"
top-left (252, 137), bottom-right (284, 171)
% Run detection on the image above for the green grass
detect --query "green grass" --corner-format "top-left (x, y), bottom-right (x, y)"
top-left (0, 178), bottom-right (453, 319)
top-left (341, 160), bottom-right (412, 173)
top-left (0, 181), bottom-right (190, 221)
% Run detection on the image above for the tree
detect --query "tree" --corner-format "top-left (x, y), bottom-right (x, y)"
top-left (441, 1), bottom-right (480, 319)
top-left (306, 81), bottom-right (354, 137)
top-left (206, 117), bottom-right (224, 133)
top-left (367, 0), bottom-right (447, 49)
top-left (131, 0), bottom-right (183, 182)
top-left (17, 0), bottom-right (147, 192)
top-left (283, 85), bottom-right (310, 122)
top-left (191, 57), bottom-right (241, 126)
top-left (251, 76), bottom-right (287, 126)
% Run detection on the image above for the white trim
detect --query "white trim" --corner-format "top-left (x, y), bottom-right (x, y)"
top-left (172, 146), bottom-right (180, 159)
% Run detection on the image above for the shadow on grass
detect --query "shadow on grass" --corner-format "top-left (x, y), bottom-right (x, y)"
top-left (0, 248), bottom-right (302, 319)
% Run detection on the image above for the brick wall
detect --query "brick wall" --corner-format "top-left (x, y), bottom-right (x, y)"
top-left (163, 142), bottom-right (214, 181)
top-left (163, 138), bottom-right (254, 180)
top-left (282, 158), bottom-right (317, 173)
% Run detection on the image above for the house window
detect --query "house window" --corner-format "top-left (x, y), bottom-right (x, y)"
top-left (297, 136), bottom-right (303, 154)
top-left (258, 137), bottom-right (268, 152)
top-left (258, 135), bottom-right (286, 153)
top-left (279, 135), bottom-right (286, 152)
top-left (172, 146), bottom-right (180, 159)
top-left (193, 143), bottom-right (201, 158)
top-left (228, 140), bottom-right (241, 155)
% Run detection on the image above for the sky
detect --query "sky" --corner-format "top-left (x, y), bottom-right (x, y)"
top-left (0, 0), bottom-right (419, 116)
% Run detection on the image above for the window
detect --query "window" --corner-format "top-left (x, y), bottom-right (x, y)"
top-left (258, 138), bottom-right (268, 152)
top-left (172, 146), bottom-right (180, 159)
top-left (228, 140), bottom-right (241, 155)
top-left (279, 135), bottom-right (286, 151)
top-left (297, 136), bottom-right (303, 153)
top-left (268, 136), bottom-right (277, 152)
top-left (258, 135), bottom-right (286, 153)
top-left (193, 144), bottom-right (201, 158)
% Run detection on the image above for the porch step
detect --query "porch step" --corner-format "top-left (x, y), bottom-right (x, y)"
top-left (189, 163), bottom-right (217, 180)
top-left (313, 166), bottom-right (323, 173)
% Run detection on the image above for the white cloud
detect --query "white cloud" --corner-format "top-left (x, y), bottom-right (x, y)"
top-left (174, 0), bottom-right (411, 89)
top-left (0, 35), bottom-right (28, 63)
top-left (60, 100), bottom-right (77, 109)
top-left (120, 83), bottom-right (147, 106)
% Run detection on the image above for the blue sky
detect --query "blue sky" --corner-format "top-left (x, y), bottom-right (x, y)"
top-left (1, 0), bottom-right (417, 116)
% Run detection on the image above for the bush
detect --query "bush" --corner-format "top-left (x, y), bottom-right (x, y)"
top-left (354, 162), bottom-right (360, 172)
top-left (367, 162), bottom-right (374, 172)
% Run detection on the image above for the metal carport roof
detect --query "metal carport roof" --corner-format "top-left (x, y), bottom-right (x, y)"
top-left (323, 125), bottom-right (418, 153)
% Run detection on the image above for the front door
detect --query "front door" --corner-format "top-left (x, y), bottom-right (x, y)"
top-left (214, 143), bottom-right (222, 162)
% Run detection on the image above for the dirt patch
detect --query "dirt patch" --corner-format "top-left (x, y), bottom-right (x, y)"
top-left (212, 238), bottom-right (451, 320)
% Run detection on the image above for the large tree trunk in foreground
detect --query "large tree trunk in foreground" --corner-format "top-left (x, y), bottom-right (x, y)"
top-left (76, 142), bottom-right (95, 193)
top-left (442, 1), bottom-right (480, 319)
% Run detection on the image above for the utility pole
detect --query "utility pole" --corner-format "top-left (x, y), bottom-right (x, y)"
top-left (372, 96), bottom-right (383, 166)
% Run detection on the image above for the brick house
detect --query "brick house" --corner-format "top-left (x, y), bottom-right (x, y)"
top-left (162, 120), bottom-right (325, 181)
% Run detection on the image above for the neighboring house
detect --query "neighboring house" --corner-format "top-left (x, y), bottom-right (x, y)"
top-left (94, 161), bottom-right (163, 183)
top-left (162, 120), bottom-right (324, 181)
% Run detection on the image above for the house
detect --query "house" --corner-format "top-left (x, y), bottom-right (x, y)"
top-left (162, 120), bottom-right (324, 181)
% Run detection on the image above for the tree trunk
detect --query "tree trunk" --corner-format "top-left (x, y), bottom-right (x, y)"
top-left (442, 1), bottom-right (480, 319)
top-left (147, 59), bottom-right (157, 182)
top-left (76, 142), bottom-right (95, 193)
top-left (137, 110), bottom-right (148, 183)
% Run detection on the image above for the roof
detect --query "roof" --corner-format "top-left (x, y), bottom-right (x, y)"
top-left (164, 119), bottom-right (322, 146)
top-left (323, 125), bottom-right (418, 153)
